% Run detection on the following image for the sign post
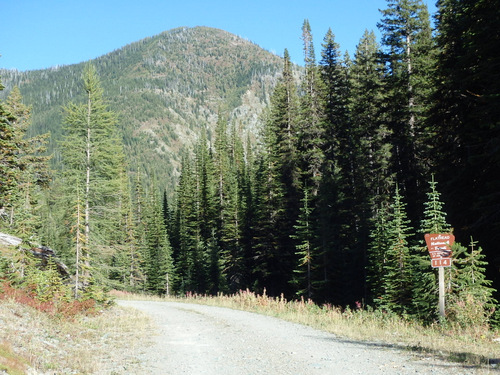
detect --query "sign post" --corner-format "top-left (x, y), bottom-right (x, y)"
top-left (424, 233), bottom-right (455, 318)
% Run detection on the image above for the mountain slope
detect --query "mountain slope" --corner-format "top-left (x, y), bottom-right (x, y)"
top-left (0, 26), bottom-right (285, 192)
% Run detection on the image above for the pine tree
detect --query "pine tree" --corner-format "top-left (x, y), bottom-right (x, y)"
top-left (240, 133), bottom-right (257, 290)
top-left (194, 130), bottom-right (217, 245)
top-left (213, 116), bottom-right (244, 291)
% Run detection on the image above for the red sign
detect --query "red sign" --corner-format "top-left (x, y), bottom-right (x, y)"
top-left (424, 233), bottom-right (454, 268)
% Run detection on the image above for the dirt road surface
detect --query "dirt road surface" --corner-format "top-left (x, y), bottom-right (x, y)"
top-left (116, 300), bottom-right (489, 374)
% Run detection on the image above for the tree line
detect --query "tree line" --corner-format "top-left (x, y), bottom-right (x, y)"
top-left (0, 0), bottom-right (498, 325)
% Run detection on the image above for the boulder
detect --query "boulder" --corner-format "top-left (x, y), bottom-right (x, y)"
top-left (0, 232), bottom-right (70, 278)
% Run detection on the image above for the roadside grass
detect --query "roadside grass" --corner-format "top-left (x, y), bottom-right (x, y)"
top-left (112, 289), bottom-right (500, 368)
top-left (0, 340), bottom-right (28, 375)
top-left (0, 297), bottom-right (153, 374)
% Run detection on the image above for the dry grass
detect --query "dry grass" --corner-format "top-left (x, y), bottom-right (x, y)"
top-left (3, 288), bottom-right (497, 373)
top-left (112, 289), bottom-right (500, 368)
top-left (0, 298), bottom-right (154, 374)
top-left (0, 340), bottom-right (28, 375)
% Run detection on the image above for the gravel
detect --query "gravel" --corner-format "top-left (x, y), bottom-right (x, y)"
top-left (116, 300), bottom-right (493, 375)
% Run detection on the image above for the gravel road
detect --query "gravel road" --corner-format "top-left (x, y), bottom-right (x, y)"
top-left (117, 300), bottom-right (491, 375)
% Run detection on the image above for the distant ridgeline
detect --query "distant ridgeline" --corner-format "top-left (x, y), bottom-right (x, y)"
top-left (0, 26), bottom-right (286, 195)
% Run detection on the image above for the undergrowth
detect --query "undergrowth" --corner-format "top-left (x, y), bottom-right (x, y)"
top-left (0, 280), bottom-right (97, 319)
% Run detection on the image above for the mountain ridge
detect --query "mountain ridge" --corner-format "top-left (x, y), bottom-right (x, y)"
top-left (0, 26), bottom-right (287, 192)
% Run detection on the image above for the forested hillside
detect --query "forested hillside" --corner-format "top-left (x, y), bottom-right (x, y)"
top-left (0, 26), bottom-right (285, 192)
top-left (1, 0), bottom-right (499, 327)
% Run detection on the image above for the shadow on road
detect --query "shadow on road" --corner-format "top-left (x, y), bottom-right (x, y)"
top-left (313, 334), bottom-right (498, 371)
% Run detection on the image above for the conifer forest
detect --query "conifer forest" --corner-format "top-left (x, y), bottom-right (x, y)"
top-left (1, 0), bottom-right (499, 325)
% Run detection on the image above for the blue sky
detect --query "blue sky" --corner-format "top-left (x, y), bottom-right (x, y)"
top-left (1, 0), bottom-right (438, 71)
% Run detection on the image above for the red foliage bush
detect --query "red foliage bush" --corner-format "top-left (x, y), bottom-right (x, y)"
top-left (0, 279), bottom-right (97, 319)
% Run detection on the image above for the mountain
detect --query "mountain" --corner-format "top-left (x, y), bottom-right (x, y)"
top-left (0, 26), bottom-right (285, 193)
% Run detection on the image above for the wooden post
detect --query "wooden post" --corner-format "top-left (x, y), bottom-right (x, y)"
top-left (438, 266), bottom-right (445, 317)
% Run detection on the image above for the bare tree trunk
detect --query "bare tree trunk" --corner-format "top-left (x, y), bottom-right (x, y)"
top-left (83, 90), bottom-right (92, 286)
top-left (406, 33), bottom-right (415, 137)
top-left (75, 189), bottom-right (81, 299)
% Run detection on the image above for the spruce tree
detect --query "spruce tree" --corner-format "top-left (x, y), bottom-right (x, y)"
top-left (109, 172), bottom-right (144, 291)
top-left (379, 185), bottom-right (414, 314)
top-left (173, 156), bottom-right (196, 293)
top-left (431, 0), bottom-right (500, 280)
top-left (448, 238), bottom-right (497, 326)
top-left (349, 30), bottom-right (393, 212)
top-left (378, 0), bottom-right (436, 219)
top-left (316, 28), bottom-right (359, 304)
top-left (412, 175), bottom-right (452, 321)
top-left (251, 48), bottom-right (301, 297)
top-left (144, 183), bottom-right (174, 295)
top-left (366, 203), bottom-right (391, 304)
top-left (290, 187), bottom-right (317, 298)
top-left (417, 177), bottom-right (497, 323)
top-left (213, 117), bottom-right (244, 291)
top-left (298, 20), bottom-right (324, 197)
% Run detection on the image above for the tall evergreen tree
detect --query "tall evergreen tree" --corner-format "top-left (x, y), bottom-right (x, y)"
top-left (412, 176), bottom-right (452, 321)
top-left (378, 0), bottom-right (435, 219)
top-left (431, 0), bottom-right (500, 289)
top-left (3, 86), bottom-right (51, 239)
top-left (379, 185), bottom-right (415, 314)
top-left (290, 187), bottom-right (317, 298)
top-left (213, 116), bottom-right (244, 291)
top-left (173, 156), bottom-right (198, 293)
top-left (251, 49), bottom-right (301, 297)
top-left (317, 28), bottom-right (360, 304)
top-left (298, 20), bottom-right (324, 197)
top-left (366, 204), bottom-right (391, 304)
top-left (59, 63), bottom-right (125, 290)
top-left (109, 170), bottom-right (145, 291)
top-left (349, 30), bottom-right (393, 212)
top-left (0, 78), bottom-right (20, 213)
top-left (144, 182), bottom-right (174, 295)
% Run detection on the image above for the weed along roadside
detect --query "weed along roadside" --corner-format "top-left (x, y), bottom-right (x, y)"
top-left (0, 287), bottom-right (498, 374)
top-left (0, 289), bottom-right (153, 374)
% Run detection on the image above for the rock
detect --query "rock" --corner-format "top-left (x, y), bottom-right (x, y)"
top-left (28, 245), bottom-right (70, 278)
top-left (0, 232), bottom-right (22, 246)
top-left (0, 232), bottom-right (70, 278)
